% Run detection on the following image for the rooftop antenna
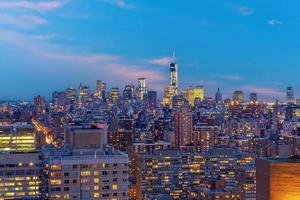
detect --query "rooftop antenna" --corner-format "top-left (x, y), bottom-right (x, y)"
top-left (172, 50), bottom-right (176, 63)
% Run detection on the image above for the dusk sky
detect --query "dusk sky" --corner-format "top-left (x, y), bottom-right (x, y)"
top-left (0, 0), bottom-right (299, 100)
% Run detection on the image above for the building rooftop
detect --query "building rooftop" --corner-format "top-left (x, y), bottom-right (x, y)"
top-left (259, 156), bottom-right (300, 163)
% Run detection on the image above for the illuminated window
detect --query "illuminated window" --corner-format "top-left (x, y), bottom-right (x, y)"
top-left (94, 193), bottom-right (100, 198)
top-left (80, 171), bottom-right (91, 176)
top-left (51, 165), bottom-right (61, 170)
top-left (112, 184), bottom-right (118, 190)
top-left (94, 178), bottom-right (99, 183)
top-left (50, 179), bottom-right (62, 185)
top-left (94, 186), bottom-right (99, 190)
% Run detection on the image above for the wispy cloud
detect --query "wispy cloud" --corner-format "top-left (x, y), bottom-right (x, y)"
top-left (0, 13), bottom-right (47, 28)
top-left (148, 56), bottom-right (172, 66)
top-left (99, 0), bottom-right (135, 9)
top-left (0, 30), bottom-right (165, 87)
top-left (0, 0), bottom-right (64, 11)
top-left (244, 85), bottom-right (285, 97)
top-left (267, 19), bottom-right (283, 26)
top-left (234, 5), bottom-right (255, 16)
top-left (216, 74), bottom-right (244, 81)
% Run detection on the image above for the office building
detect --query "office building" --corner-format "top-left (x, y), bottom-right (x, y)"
top-left (233, 91), bottom-right (244, 103)
top-left (64, 124), bottom-right (108, 149)
top-left (0, 152), bottom-right (42, 200)
top-left (193, 124), bottom-right (219, 152)
top-left (33, 95), bottom-right (46, 118)
top-left (110, 87), bottom-right (120, 103)
top-left (215, 88), bottom-right (222, 103)
top-left (287, 86), bottom-right (294, 103)
top-left (256, 157), bottom-right (300, 200)
top-left (137, 78), bottom-right (147, 100)
top-left (174, 108), bottom-right (193, 149)
top-left (237, 165), bottom-right (256, 200)
top-left (123, 85), bottom-right (134, 104)
top-left (64, 88), bottom-right (77, 104)
top-left (134, 150), bottom-right (206, 200)
top-left (187, 86), bottom-right (205, 106)
top-left (95, 80), bottom-right (106, 100)
top-left (147, 91), bottom-right (157, 110)
top-left (249, 93), bottom-right (258, 102)
top-left (169, 52), bottom-right (178, 95)
top-left (0, 125), bottom-right (36, 152)
top-left (43, 147), bottom-right (129, 200)
top-left (108, 117), bottom-right (134, 152)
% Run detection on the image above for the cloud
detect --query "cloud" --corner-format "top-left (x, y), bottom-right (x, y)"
top-left (267, 19), bottom-right (283, 26)
top-left (216, 74), bottom-right (244, 81)
top-left (0, 0), bottom-right (64, 11)
top-left (0, 30), bottom-right (165, 89)
top-left (0, 13), bottom-right (47, 28)
top-left (244, 85), bottom-right (285, 97)
top-left (148, 57), bottom-right (172, 66)
top-left (108, 63), bottom-right (164, 82)
top-left (235, 5), bottom-right (255, 16)
top-left (99, 0), bottom-right (135, 9)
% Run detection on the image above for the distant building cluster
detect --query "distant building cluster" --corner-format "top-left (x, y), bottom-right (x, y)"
top-left (1, 55), bottom-right (300, 200)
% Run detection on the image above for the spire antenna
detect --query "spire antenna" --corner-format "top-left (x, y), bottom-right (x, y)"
top-left (172, 50), bottom-right (175, 63)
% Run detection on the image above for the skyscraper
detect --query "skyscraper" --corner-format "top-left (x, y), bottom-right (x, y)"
top-left (169, 52), bottom-right (178, 95)
top-left (187, 86), bottom-right (205, 106)
top-left (33, 95), bottom-right (46, 118)
top-left (287, 86), bottom-right (294, 103)
top-left (250, 93), bottom-right (258, 102)
top-left (137, 78), bottom-right (147, 100)
top-left (215, 88), bottom-right (222, 103)
top-left (95, 80), bottom-right (106, 101)
top-left (147, 91), bottom-right (157, 110)
top-left (174, 108), bottom-right (193, 149)
top-left (256, 157), bottom-right (300, 200)
top-left (233, 90), bottom-right (244, 103)
top-left (123, 85), bottom-right (134, 103)
top-left (110, 87), bottom-right (120, 102)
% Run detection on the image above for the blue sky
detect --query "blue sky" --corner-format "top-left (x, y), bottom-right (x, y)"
top-left (0, 0), bottom-right (299, 100)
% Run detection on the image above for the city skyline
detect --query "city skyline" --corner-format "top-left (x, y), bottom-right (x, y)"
top-left (1, 0), bottom-right (299, 100)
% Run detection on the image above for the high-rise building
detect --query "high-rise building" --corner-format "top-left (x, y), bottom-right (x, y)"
top-left (78, 84), bottom-right (90, 104)
top-left (95, 80), bottom-right (106, 100)
top-left (237, 165), bottom-right (256, 200)
top-left (33, 95), bottom-right (46, 118)
top-left (64, 124), bottom-right (108, 149)
top-left (215, 88), bottom-right (222, 103)
top-left (187, 86), bottom-right (205, 106)
top-left (0, 125), bottom-right (36, 152)
top-left (64, 88), bottom-right (77, 104)
top-left (108, 117), bottom-right (134, 152)
top-left (43, 147), bottom-right (129, 200)
top-left (250, 93), bottom-right (258, 102)
top-left (172, 95), bottom-right (188, 109)
top-left (189, 177), bottom-right (241, 200)
top-left (147, 91), bottom-right (157, 110)
top-left (163, 86), bottom-right (176, 107)
top-left (134, 150), bottom-right (206, 200)
top-left (110, 87), bottom-right (120, 103)
top-left (137, 78), bottom-right (147, 100)
top-left (193, 124), bottom-right (219, 152)
top-left (256, 157), bottom-right (300, 200)
top-left (52, 91), bottom-right (66, 111)
top-left (287, 86), bottom-right (295, 103)
top-left (174, 108), bottom-right (193, 148)
top-left (0, 152), bottom-right (42, 200)
top-left (123, 85), bottom-right (134, 104)
top-left (233, 90), bottom-right (244, 103)
top-left (169, 52), bottom-right (178, 95)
